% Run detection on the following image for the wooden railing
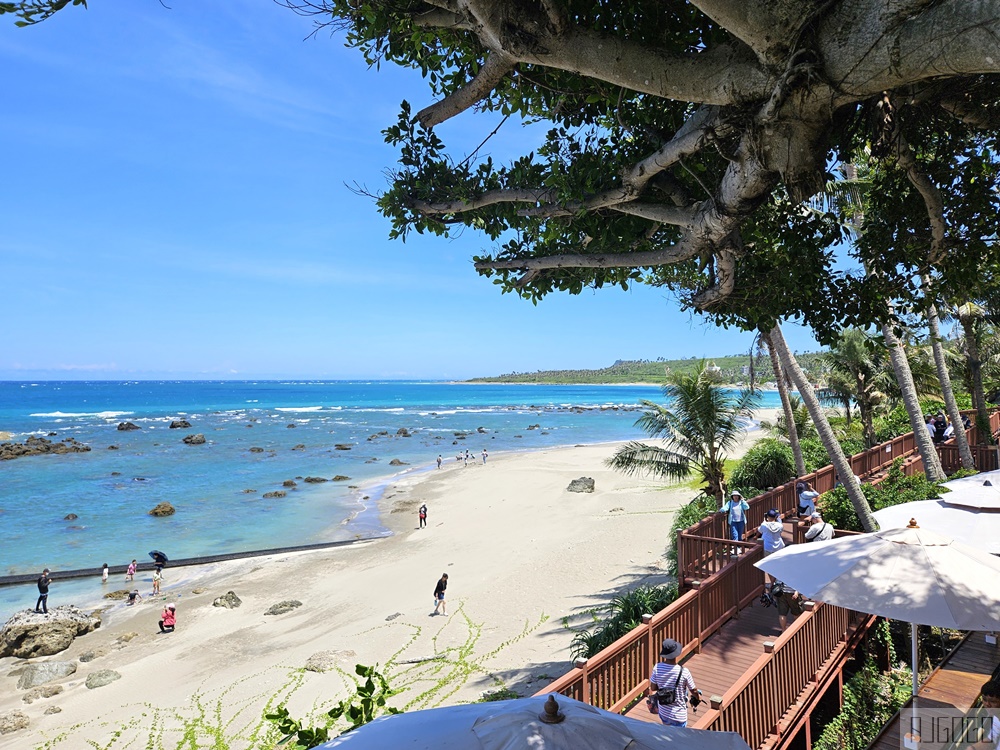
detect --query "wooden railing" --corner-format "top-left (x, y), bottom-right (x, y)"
top-left (540, 545), bottom-right (766, 713)
top-left (698, 603), bottom-right (872, 748)
top-left (535, 407), bottom-right (1000, 738)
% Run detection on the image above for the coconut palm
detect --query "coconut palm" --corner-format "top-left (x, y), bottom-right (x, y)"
top-left (820, 328), bottom-right (893, 449)
top-left (607, 362), bottom-right (758, 506)
top-left (954, 302), bottom-right (993, 440)
top-left (763, 329), bottom-right (807, 476)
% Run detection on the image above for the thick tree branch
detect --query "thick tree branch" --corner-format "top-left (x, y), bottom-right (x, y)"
top-left (415, 50), bottom-right (515, 127)
top-left (687, 0), bottom-right (817, 62)
top-left (412, 7), bottom-right (472, 30)
top-left (461, 0), bottom-right (769, 105)
top-left (411, 188), bottom-right (557, 214)
top-left (826, 0), bottom-right (1000, 99)
top-left (894, 134), bottom-right (947, 264)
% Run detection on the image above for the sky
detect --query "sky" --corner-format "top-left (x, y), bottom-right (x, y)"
top-left (0, 1), bottom-right (819, 380)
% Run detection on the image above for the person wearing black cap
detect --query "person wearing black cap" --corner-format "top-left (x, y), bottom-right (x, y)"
top-left (648, 638), bottom-right (699, 727)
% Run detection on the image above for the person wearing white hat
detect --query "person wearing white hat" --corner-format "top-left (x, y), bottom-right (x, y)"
top-left (719, 490), bottom-right (750, 542)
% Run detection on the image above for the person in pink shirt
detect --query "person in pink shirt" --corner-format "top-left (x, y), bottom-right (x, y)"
top-left (159, 604), bottom-right (176, 633)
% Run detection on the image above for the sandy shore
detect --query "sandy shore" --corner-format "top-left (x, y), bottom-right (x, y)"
top-left (1, 412), bottom-right (777, 749)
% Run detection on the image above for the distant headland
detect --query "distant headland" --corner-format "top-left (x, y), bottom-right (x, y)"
top-left (466, 353), bottom-right (825, 385)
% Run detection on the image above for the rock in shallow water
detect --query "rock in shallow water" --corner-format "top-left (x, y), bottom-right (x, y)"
top-left (148, 501), bottom-right (175, 517)
top-left (182, 433), bottom-right (206, 445)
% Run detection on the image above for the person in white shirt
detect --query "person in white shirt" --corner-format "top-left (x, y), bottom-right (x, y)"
top-left (804, 512), bottom-right (834, 542)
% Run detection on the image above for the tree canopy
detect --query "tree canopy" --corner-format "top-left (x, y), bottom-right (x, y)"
top-left (279, 0), bottom-right (1000, 341)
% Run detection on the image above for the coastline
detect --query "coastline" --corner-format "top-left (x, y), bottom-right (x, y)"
top-left (0, 410), bottom-right (779, 749)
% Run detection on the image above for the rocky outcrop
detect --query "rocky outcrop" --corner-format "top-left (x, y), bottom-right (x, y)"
top-left (304, 649), bottom-right (354, 672)
top-left (249, 447), bottom-right (264, 453)
top-left (262, 491), bottom-right (286, 499)
top-left (85, 670), bottom-right (121, 689)
top-left (213, 591), bottom-right (242, 609)
top-left (282, 479), bottom-right (297, 487)
top-left (303, 476), bottom-right (327, 483)
top-left (182, 434), bottom-right (206, 445)
top-left (16, 661), bottom-right (76, 689)
top-left (0, 606), bottom-right (101, 658)
top-left (477, 426), bottom-right (488, 433)
top-left (396, 427), bottom-right (411, 437)
top-left (103, 589), bottom-right (130, 600)
top-left (169, 420), bottom-right (191, 429)
top-left (388, 458), bottom-right (408, 466)
top-left (63, 513), bottom-right (78, 521)
top-left (117, 421), bottom-right (141, 431)
top-left (567, 477), bottom-right (596, 493)
top-left (331, 475), bottom-right (350, 481)
top-left (527, 423), bottom-right (541, 430)
top-left (264, 600), bottom-right (302, 616)
top-left (148, 502), bottom-right (175, 517)
top-left (335, 443), bottom-right (353, 450)
top-left (0, 710), bottom-right (29, 735)
top-left (0, 436), bottom-right (91, 462)
top-left (291, 444), bottom-right (305, 450)
top-left (22, 684), bottom-right (63, 703)
top-left (286, 423), bottom-right (296, 429)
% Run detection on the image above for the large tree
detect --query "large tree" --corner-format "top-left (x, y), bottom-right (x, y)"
top-left (278, 0), bottom-right (1000, 339)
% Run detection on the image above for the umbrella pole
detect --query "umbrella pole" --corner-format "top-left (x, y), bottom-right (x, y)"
top-left (911, 623), bottom-right (919, 698)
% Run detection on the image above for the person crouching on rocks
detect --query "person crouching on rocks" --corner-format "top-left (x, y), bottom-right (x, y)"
top-left (159, 604), bottom-right (176, 633)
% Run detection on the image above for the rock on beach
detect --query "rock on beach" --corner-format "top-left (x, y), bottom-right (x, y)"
top-left (0, 606), bottom-right (101, 658)
top-left (264, 600), bottom-right (302, 616)
top-left (567, 477), bottom-right (596, 493)
top-left (16, 661), bottom-right (76, 689)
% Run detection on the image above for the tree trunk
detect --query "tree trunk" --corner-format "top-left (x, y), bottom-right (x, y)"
top-left (764, 330), bottom-right (806, 476)
top-left (856, 377), bottom-right (877, 449)
top-left (882, 321), bottom-right (946, 481)
top-left (924, 294), bottom-right (975, 469)
top-left (769, 324), bottom-right (878, 532)
top-left (962, 314), bottom-right (991, 438)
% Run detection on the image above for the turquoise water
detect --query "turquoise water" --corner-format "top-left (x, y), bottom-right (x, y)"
top-left (0, 381), bottom-right (781, 619)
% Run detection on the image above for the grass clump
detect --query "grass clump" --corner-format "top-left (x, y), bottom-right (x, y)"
top-left (570, 583), bottom-right (678, 660)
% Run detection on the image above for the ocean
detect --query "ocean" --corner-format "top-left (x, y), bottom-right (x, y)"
top-left (0, 380), bottom-right (781, 620)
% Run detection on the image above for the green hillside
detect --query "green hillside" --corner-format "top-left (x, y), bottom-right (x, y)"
top-left (467, 353), bottom-right (827, 385)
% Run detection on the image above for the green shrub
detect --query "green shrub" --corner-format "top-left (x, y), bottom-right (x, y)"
top-left (820, 459), bottom-right (946, 531)
top-left (730, 438), bottom-right (795, 491)
top-left (570, 583), bottom-right (678, 659)
top-left (813, 621), bottom-right (911, 750)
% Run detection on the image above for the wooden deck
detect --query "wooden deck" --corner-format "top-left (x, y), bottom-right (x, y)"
top-left (624, 596), bottom-right (795, 726)
top-left (866, 634), bottom-right (1000, 750)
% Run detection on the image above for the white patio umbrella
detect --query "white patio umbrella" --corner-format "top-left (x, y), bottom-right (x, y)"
top-left (939, 470), bottom-right (1000, 509)
top-left (756, 520), bottom-right (1000, 696)
top-left (873, 500), bottom-right (1000, 554)
top-left (317, 694), bottom-right (753, 750)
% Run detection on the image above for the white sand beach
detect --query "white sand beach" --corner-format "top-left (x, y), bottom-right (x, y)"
top-left (1, 413), bottom-right (777, 749)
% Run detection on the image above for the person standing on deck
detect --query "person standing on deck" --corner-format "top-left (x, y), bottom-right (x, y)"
top-left (648, 638), bottom-right (699, 727)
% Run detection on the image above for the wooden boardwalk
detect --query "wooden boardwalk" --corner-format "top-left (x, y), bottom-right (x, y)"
top-left (870, 635), bottom-right (1000, 750)
top-left (624, 596), bottom-right (793, 726)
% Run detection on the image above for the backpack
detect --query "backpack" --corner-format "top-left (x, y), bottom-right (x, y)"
top-left (655, 666), bottom-right (684, 705)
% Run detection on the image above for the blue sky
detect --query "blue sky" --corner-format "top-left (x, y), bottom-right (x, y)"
top-left (0, 1), bottom-right (819, 380)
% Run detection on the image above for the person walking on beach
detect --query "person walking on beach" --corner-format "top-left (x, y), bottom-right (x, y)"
top-left (481, 449), bottom-right (488, 465)
top-left (101, 563), bottom-right (109, 584)
top-left (648, 638), bottom-right (699, 727)
top-left (159, 604), bottom-right (176, 633)
top-left (463, 449), bottom-right (470, 466)
top-left (35, 568), bottom-right (51, 614)
top-left (433, 573), bottom-right (448, 615)
top-left (126, 559), bottom-right (137, 582)
top-left (152, 570), bottom-right (162, 595)
top-left (436, 454), bottom-right (442, 469)
top-left (418, 503), bottom-right (427, 529)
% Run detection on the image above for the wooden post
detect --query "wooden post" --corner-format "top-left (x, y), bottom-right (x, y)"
top-left (642, 613), bottom-right (654, 677)
top-left (690, 580), bottom-right (703, 653)
top-left (764, 641), bottom-right (776, 654)
top-left (575, 659), bottom-right (589, 704)
top-left (710, 695), bottom-right (724, 710)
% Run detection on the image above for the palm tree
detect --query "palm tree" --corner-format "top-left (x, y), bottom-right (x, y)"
top-left (955, 302), bottom-right (993, 440)
top-left (607, 362), bottom-right (758, 506)
top-left (763, 329), bottom-right (807, 476)
top-left (820, 328), bottom-right (892, 449)
top-left (768, 325), bottom-right (878, 532)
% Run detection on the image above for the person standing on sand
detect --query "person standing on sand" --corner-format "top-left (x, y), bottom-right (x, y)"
top-left (481, 449), bottom-right (488, 464)
top-left (35, 568), bottom-right (51, 614)
top-left (418, 503), bottom-right (427, 529)
top-left (433, 573), bottom-right (448, 615)
top-left (101, 563), bottom-right (109, 584)
top-left (126, 559), bottom-right (137, 582)
top-left (436, 455), bottom-right (442, 469)
top-left (152, 570), bottom-right (162, 595)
